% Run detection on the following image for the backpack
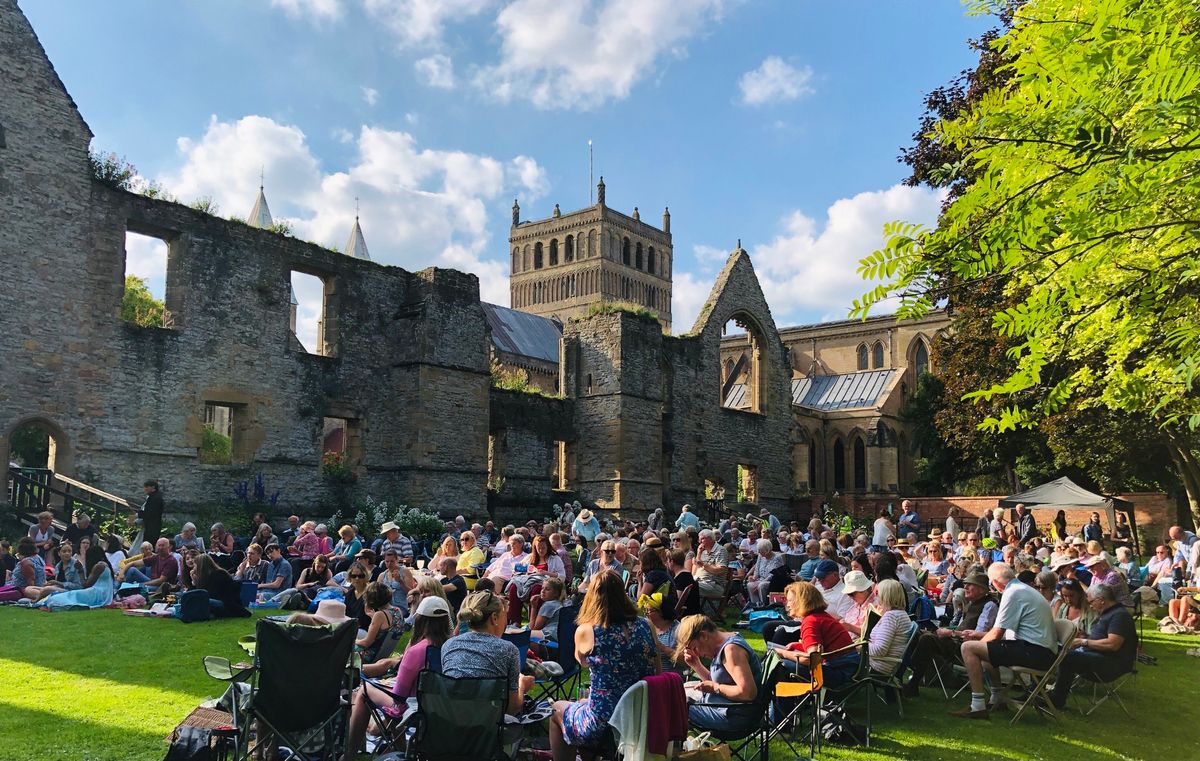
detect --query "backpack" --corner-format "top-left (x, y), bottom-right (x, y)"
top-left (908, 593), bottom-right (936, 629)
top-left (818, 705), bottom-right (867, 745)
top-left (176, 589), bottom-right (211, 623)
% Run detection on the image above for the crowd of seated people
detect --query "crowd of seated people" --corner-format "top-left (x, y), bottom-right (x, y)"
top-left (4, 499), bottom-right (1178, 754)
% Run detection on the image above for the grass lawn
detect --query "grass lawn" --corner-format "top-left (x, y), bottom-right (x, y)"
top-left (2, 606), bottom-right (1198, 761)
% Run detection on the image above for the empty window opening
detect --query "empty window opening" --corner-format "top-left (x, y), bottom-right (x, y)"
top-left (704, 478), bottom-right (727, 502)
top-left (201, 403), bottom-right (234, 465)
top-left (8, 421), bottom-right (61, 471)
top-left (553, 440), bottom-right (574, 490)
top-left (534, 242), bottom-right (544, 269)
top-left (586, 373), bottom-right (593, 393)
top-left (290, 271), bottom-right (336, 356)
top-left (720, 316), bottom-right (763, 413)
top-left (736, 464), bottom-right (758, 504)
top-left (487, 433), bottom-right (507, 491)
top-left (872, 342), bottom-right (885, 369)
top-left (322, 417), bottom-right (347, 453)
top-left (565, 235), bottom-right (574, 262)
top-left (123, 231), bottom-right (170, 328)
top-left (550, 239), bottom-right (559, 266)
top-left (622, 238), bottom-right (631, 265)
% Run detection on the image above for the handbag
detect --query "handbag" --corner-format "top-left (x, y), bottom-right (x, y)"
top-left (676, 732), bottom-right (731, 761)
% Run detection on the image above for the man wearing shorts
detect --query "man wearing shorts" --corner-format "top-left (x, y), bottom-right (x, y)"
top-left (951, 562), bottom-right (1056, 719)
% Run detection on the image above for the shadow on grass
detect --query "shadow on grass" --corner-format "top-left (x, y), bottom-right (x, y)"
top-left (0, 702), bottom-right (172, 761)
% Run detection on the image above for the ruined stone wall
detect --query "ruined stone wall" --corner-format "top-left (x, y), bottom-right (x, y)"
top-left (488, 389), bottom-right (574, 510)
top-left (0, 2), bottom-right (490, 514)
top-left (565, 311), bottom-right (666, 513)
top-left (664, 251), bottom-right (795, 516)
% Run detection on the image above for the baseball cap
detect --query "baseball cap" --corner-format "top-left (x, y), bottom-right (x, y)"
top-left (416, 596), bottom-right (451, 618)
top-left (813, 559), bottom-right (840, 580)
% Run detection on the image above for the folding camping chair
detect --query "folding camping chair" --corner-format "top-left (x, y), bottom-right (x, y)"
top-left (1072, 668), bottom-right (1136, 716)
top-left (203, 618), bottom-right (358, 761)
top-left (689, 651), bottom-right (785, 761)
top-left (766, 646), bottom-right (825, 759)
top-left (406, 671), bottom-right (509, 761)
top-left (534, 603), bottom-right (582, 701)
top-left (1009, 619), bottom-right (1078, 724)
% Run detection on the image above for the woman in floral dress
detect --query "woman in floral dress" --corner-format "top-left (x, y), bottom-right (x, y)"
top-left (550, 569), bottom-right (660, 760)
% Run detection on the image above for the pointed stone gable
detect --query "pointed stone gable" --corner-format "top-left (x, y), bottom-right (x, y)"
top-left (691, 246), bottom-right (785, 349)
top-left (345, 218), bottom-right (371, 261)
top-left (247, 187), bottom-right (273, 229)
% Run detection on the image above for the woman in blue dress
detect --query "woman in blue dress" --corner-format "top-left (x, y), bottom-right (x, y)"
top-left (40, 562), bottom-right (114, 610)
top-left (550, 569), bottom-right (659, 761)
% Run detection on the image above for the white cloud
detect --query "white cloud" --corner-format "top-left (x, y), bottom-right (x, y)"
top-left (405, 112), bottom-right (420, 125)
top-left (693, 243), bottom-right (729, 265)
top-left (738, 56), bottom-right (814, 106)
top-left (332, 127), bottom-right (354, 143)
top-left (361, 86), bottom-right (379, 106)
top-left (671, 270), bottom-right (717, 334)
top-left (415, 54), bottom-right (456, 89)
top-left (270, 0), bottom-right (343, 21)
top-left (160, 115), bottom-right (548, 343)
top-left (749, 184), bottom-right (946, 323)
top-left (476, 0), bottom-right (728, 110)
top-left (363, 0), bottom-right (493, 48)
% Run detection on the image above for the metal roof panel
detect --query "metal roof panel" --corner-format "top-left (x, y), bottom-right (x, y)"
top-left (481, 302), bottom-right (562, 363)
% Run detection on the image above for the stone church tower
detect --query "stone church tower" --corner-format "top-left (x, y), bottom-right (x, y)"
top-left (509, 178), bottom-right (673, 331)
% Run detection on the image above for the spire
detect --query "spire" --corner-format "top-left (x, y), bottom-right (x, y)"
top-left (512, 198), bottom-right (520, 226)
top-left (247, 177), bottom-right (273, 229)
top-left (345, 213), bottom-right (371, 261)
top-left (597, 176), bottom-right (605, 207)
top-left (663, 206), bottom-right (671, 234)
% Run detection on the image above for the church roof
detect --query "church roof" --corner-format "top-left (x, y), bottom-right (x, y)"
top-left (790, 369), bottom-right (896, 411)
top-left (345, 217), bottom-right (370, 260)
top-left (482, 302), bottom-right (561, 364)
top-left (247, 187), bottom-right (273, 229)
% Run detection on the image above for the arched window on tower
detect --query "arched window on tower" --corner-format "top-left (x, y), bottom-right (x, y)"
top-left (635, 242), bottom-right (643, 270)
top-left (549, 239), bottom-right (559, 266)
top-left (534, 242), bottom-right (543, 269)
top-left (648, 247), bottom-right (656, 274)
top-left (622, 238), bottom-right (631, 265)
top-left (856, 344), bottom-right (869, 371)
top-left (565, 235), bottom-right (574, 262)
top-left (872, 341), bottom-right (885, 369)
top-left (512, 247), bottom-right (519, 273)
top-left (587, 229), bottom-right (596, 258)
top-left (915, 340), bottom-right (930, 377)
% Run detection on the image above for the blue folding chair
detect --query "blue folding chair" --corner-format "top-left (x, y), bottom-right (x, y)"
top-left (503, 628), bottom-right (531, 673)
top-left (534, 604), bottom-right (581, 701)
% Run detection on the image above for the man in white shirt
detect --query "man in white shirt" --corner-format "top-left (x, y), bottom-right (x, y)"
top-left (952, 562), bottom-right (1056, 719)
top-left (813, 560), bottom-right (853, 619)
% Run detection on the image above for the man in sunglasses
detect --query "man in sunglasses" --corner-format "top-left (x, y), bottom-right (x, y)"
top-left (580, 541), bottom-right (623, 590)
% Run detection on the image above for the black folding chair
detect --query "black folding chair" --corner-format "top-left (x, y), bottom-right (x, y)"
top-left (203, 618), bottom-right (358, 761)
top-left (407, 671), bottom-right (508, 761)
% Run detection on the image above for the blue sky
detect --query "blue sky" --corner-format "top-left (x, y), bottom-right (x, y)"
top-left (22, 0), bottom-right (990, 346)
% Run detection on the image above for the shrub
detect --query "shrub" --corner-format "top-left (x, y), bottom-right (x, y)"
top-left (88, 150), bottom-right (136, 190)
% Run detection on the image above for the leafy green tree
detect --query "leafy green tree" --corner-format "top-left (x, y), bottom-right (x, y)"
top-left (860, 0), bottom-right (1200, 526)
top-left (121, 275), bottom-right (164, 328)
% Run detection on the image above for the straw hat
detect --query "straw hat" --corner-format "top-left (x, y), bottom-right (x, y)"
top-left (578, 509), bottom-right (593, 521)
top-left (380, 521), bottom-right (399, 535)
top-left (313, 599), bottom-right (352, 625)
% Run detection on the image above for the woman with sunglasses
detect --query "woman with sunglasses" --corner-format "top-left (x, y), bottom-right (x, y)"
top-left (442, 590), bottom-right (535, 716)
top-left (1052, 578), bottom-right (1094, 633)
top-left (343, 561), bottom-right (372, 630)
